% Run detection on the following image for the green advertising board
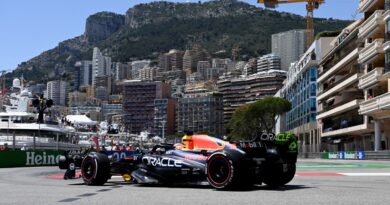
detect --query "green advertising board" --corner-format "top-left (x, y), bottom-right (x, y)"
top-left (0, 150), bottom-right (63, 168)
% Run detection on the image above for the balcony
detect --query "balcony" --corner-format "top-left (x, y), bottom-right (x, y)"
top-left (359, 92), bottom-right (390, 117)
top-left (318, 48), bottom-right (359, 83)
top-left (321, 123), bottom-right (373, 137)
top-left (358, 39), bottom-right (384, 64)
top-left (359, 0), bottom-right (384, 13)
top-left (318, 74), bottom-right (361, 102)
top-left (317, 100), bottom-right (363, 120)
top-left (358, 10), bottom-right (384, 40)
top-left (358, 67), bottom-right (385, 89)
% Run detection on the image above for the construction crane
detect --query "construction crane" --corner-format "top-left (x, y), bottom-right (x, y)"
top-left (258, 0), bottom-right (325, 48)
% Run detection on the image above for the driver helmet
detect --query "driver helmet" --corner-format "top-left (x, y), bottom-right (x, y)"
top-left (182, 131), bottom-right (194, 150)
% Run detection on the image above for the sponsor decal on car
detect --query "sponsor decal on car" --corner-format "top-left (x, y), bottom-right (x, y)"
top-left (237, 142), bottom-right (264, 149)
top-left (142, 156), bottom-right (183, 167)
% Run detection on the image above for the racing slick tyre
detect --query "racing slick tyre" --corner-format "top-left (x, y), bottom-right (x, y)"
top-left (81, 152), bottom-right (110, 185)
top-left (263, 163), bottom-right (296, 187)
top-left (207, 153), bottom-right (250, 190)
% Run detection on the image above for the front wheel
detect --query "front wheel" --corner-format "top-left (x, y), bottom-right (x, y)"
top-left (81, 152), bottom-right (110, 185)
top-left (263, 163), bottom-right (296, 187)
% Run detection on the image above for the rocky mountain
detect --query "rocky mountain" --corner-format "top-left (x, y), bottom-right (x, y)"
top-left (11, 0), bottom-right (352, 83)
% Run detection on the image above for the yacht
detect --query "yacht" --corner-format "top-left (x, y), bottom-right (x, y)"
top-left (0, 78), bottom-right (78, 150)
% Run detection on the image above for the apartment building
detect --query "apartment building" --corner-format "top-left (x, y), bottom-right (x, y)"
top-left (317, 19), bottom-right (374, 152)
top-left (257, 53), bottom-right (281, 72)
top-left (92, 47), bottom-right (111, 86)
top-left (278, 37), bottom-right (334, 154)
top-left (122, 80), bottom-right (171, 134)
top-left (176, 93), bottom-right (224, 137)
top-left (357, 0), bottom-right (390, 151)
top-left (102, 104), bottom-right (123, 122)
top-left (74, 61), bottom-right (92, 90)
top-left (158, 49), bottom-right (184, 71)
top-left (153, 99), bottom-right (177, 137)
top-left (139, 66), bottom-right (157, 81)
top-left (272, 29), bottom-right (306, 71)
top-left (217, 69), bottom-right (286, 124)
top-left (46, 80), bottom-right (67, 106)
top-left (131, 60), bottom-right (151, 80)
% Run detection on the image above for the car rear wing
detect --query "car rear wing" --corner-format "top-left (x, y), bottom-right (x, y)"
top-left (233, 132), bottom-right (298, 160)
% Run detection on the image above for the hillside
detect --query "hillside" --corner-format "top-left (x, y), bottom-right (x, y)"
top-left (11, 0), bottom-right (351, 83)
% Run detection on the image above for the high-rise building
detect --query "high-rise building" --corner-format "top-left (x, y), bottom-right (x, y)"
top-left (170, 49), bottom-right (184, 71)
top-left (183, 49), bottom-right (197, 73)
top-left (75, 61), bottom-right (93, 87)
top-left (95, 86), bottom-right (109, 102)
top-left (257, 54), bottom-right (281, 72)
top-left (122, 80), bottom-right (171, 134)
top-left (158, 50), bottom-right (185, 71)
top-left (317, 20), bottom-right (369, 152)
top-left (95, 75), bottom-right (112, 94)
top-left (212, 58), bottom-right (233, 72)
top-left (158, 53), bottom-right (171, 71)
top-left (183, 44), bottom-right (211, 73)
top-left (153, 99), bottom-right (177, 137)
top-left (131, 60), bottom-right (151, 80)
top-left (272, 29), bottom-right (306, 71)
top-left (102, 104), bottom-right (123, 121)
top-left (139, 66), bottom-right (157, 81)
top-left (197, 61), bottom-right (211, 79)
top-left (243, 58), bottom-right (258, 76)
top-left (176, 93), bottom-right (224, 137)
top-left (46, 80), bottom-right (67, 106)
top-left (92, 47), bottom-right (111, 86)
top-left (217, 70), bottom-right (286, 124)
top-left (357, 0), bottom-right (390, 151)
top-left (277, 37), bottom-right (334, 154)
top-left (113, 62), bottom-right (130, 81)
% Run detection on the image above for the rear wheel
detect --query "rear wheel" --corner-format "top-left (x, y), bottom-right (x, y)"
top-left (207, 153), bottom-right (243, 190)
top-left (263, 163), bottom-right (296, 187)
top-left (81, 152), bottom-right (110, 185)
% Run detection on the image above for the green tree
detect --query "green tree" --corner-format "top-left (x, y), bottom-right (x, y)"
top-left (228, 97), bottom-right (291, 140)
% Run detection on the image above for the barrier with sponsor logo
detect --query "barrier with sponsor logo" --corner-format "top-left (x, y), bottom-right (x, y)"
top-left (322, 151), bottom-right (365, 160)
top-left (0, 150), bottom-right (63, 168)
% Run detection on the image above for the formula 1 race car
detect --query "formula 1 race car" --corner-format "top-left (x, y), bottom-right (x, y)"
top-left (59, 132), bottom-right (298, 190)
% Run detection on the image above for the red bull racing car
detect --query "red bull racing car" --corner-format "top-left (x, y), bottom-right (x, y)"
top-left (59, 132), bottom-right (298, 190)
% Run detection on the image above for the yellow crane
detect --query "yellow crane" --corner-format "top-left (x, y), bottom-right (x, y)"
top-left (258, 0), bottom-right (325, 48)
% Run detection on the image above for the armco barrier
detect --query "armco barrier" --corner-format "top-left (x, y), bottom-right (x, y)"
top-left (0, 150), bottom-right (63, 168)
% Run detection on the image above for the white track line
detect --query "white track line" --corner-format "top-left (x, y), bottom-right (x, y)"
top-left (339, 173), bottom-right (390, 176)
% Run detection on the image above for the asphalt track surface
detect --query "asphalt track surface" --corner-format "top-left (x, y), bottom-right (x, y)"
top-left (1, 159), bottom-right (390, 205)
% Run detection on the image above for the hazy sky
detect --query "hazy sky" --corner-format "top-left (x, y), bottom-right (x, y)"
top-left (0, 0), bottom-right (360, 72)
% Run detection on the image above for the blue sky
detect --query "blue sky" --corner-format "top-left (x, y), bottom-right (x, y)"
top-left (0, 0), bottom-right (360, 72)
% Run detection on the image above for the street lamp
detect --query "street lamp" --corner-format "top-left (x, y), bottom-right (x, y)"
top-left (160, 120), bottom-right (166, 143)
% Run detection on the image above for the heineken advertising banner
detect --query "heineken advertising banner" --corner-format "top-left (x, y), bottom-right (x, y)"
top-left (322, 151), bottom-right (365, 160)
top-left (0, 150), bottom-right (63, 168)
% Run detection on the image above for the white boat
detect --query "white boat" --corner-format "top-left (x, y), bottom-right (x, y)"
top-left (0, 78), bottom-right (79, 150)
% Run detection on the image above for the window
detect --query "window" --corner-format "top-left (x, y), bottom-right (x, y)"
top-left (386, 50), bottom-right (390, 73)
